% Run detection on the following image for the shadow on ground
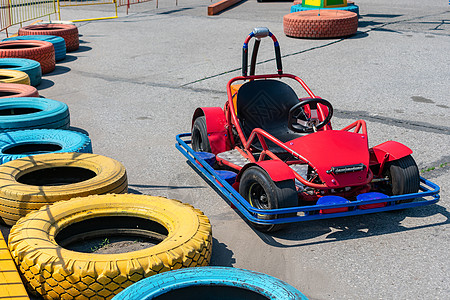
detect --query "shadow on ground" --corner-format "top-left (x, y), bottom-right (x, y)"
top-left (254, 203), bottom-right (449, 247)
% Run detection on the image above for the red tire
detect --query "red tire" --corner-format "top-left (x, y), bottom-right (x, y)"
top-left (283, 10), bottom-right (358, 39)
top-left (18, 24), bottom-right (79, 52)
top-left (0, 83), bottom-right (38, 98)
top-left (0, 40), bottom-right (55, 74)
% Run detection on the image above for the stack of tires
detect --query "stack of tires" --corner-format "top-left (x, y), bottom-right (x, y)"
top-left (0, 24), bottom-right (214, 299)
top-left (4, 35), bottom-right (68, 62)
top-left (0, 22), bottom-right (302, 300)
top-left (0, 95), bottom-right (213, 299)
top-left (0, 93), bottom-right (129, 227)
top-left (0, 23), bottom-right (79, 87)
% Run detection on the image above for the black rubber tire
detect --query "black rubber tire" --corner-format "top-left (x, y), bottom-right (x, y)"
top-left (0, 129), bottom-right (92, 164)
top-left (239, 166), bottom-right (298, 232)
top-left (192, 116), bottom-right (211, 153)
top-left (0, 58), bottom-right (42, 86)
top-left (0, 97), bottom-right (70, 132)
top-left (8, 194), bottom-right (212, 299)
top-left (381, 155), bottom-right (420, 203)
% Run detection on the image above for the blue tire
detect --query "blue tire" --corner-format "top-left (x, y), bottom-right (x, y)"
top-left (0, 129), bottom-right (92, 164)
top-left (3, 35), bottom-right (66, 62)
top-left (0, 58), bottom-right (42, 86)
top-left (0, 97), bottom-right (70, 132)
top-left (291, 4), bottom-right (360, 16)
top-left (113, 267), bottom-right (308, 300)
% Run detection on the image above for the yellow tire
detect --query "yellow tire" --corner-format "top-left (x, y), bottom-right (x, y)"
top-left (0, 152), bottom-right (127, 225)
top-left (8, 194), bottom-right (212, 299)
top-left (0, 69), bottom-right (30, 85)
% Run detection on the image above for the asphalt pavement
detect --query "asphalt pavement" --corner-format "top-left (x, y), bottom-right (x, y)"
top-left (1, 0), bottom-right (449, 299)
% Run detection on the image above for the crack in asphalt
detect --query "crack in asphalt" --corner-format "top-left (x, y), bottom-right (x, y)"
top-left (73, 7), bottom-right (450, 136)
top-left (335, 110), bottom-right (450, 135)
top-left (180, 10), bottom-right (450, 87)
top-left (72, 70), bottom-right (227, 95)
top-left (179, 39), bottom-right (343, 87)
top-left (73, 69), bottom-right (449, 135)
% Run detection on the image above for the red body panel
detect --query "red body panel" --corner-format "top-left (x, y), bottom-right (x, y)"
top-left (370, 141), bottom-right (413, 164)
top-left (286, 130), bottom-right (369, 187)
top-left (236, 160), bottom-right (295, 183)
top-left (192, 107), bottom-right (230, 154)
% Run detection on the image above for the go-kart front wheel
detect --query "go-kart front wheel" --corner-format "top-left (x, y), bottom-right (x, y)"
top-left (381, 155), bottom-right (420, 203)
top-left (192, 116), bottom-right (211, 153)
top-left (239, 166), bottom-right (298, 232)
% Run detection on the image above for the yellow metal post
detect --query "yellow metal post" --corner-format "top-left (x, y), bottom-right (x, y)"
top-left (58, 0), bottom-right (119, 22)
top-left (57, 0), bottom-right (61, 20)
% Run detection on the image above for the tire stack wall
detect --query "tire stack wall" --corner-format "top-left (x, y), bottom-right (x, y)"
top-left (0, 21), bottom-right (215, 300)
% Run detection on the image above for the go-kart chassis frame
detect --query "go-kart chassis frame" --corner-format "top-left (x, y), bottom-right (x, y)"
top-left (176, 133), bottom-right (440, 225)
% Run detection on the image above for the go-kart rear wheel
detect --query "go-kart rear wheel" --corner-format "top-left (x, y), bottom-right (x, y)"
top-left (381, 155), bottom-right (420, 203)
top-left (239, 166), bottom-right (297, 232)
top-left (192, 116), bottom-right (211, 153)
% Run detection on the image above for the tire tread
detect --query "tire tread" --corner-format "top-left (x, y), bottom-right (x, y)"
top-left (8, 194), bottom-right (212, 299)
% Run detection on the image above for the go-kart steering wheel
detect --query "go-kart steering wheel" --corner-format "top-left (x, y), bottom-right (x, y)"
top-left (288, 98), bottom-right (333, 133)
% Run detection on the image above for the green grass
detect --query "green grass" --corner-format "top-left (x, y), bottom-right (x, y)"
top-left (91, 238), bottom-right (110, 252)
top-left (421, 162), bottom-right (448, 174)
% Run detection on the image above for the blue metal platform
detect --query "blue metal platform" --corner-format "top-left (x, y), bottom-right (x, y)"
top-left (176, 133), bottom-right (440, 225)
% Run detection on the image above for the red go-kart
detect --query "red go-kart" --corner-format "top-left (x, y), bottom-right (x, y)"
top-left (176, 28), bottom-right (440, 232)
